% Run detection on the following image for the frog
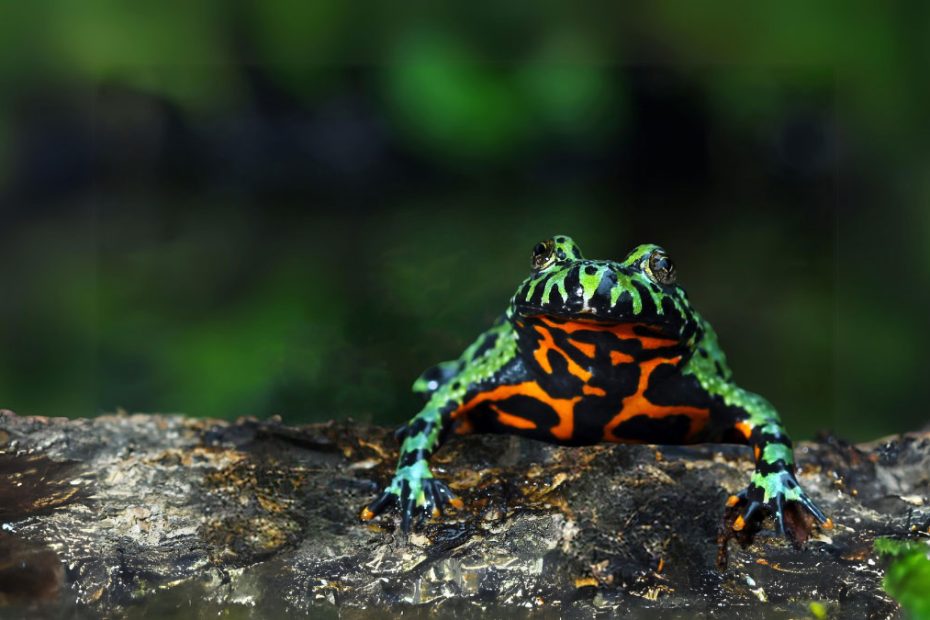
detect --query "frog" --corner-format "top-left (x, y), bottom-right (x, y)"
top-left (361, 235), bottom-right (828, 541)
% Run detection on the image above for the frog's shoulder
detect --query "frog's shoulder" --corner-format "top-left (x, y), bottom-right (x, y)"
top-left (683, 311), bottom-right (733, 382)
top-left (412, 315), bottom-right (512, 399)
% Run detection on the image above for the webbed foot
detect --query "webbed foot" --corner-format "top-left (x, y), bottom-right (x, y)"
top-left (727, 469), bottom-right (830, 543)
top-left (360, 463), bottom-right (462, 533)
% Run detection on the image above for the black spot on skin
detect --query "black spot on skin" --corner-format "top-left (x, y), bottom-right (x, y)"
top-left (720, 426), bottom-right (751, 445)
top-left (572, 388), bottom-right (635, 442)
top-left (758, 427), bottom-right (790, 446)
top-left (584, 265), bottom-right (598, 275)
top-left (632, 324), bottom-right (670, 340)
top-left (451, 381), bottom-right (461, 390)
top-left (556, 249), bottom-right (566, 260)
top-left (677, 323), bottom-right (700, 352)
top-left (470, 395), bottom-right (562, 440)
top-left (699, 349), bottom-right (709, 358)
top-left (714, 361), bottom-right (725, 376)
top-left (540, 351), bottom-right (585, 399)
top-left (471, 332), bottom-right (499, 359)
top-left (416, 362), bottom-right (461, 397)
top-left (399, 449), bottom-right (427, 467)
top-left (571, 245), bottom-right (581, 257)
top-left (405, 418), bottom-right (430, 437)
top-left (611, 414), bottom-right (692, 444)
top-left (556, 236), bottom-right (566, 243)
top-left (756, 448), bottom-right (793, 474)
top-left (525, 276), bottom-right (546, 307)
top-left (660, 296), bottom-right (678, 318)
top-left (644, 365), bottom-right (714, 408)
top-left (586, 269), bottom-right (616, 314)
top-left (562, 267), bottom-right (583, 311)
top-left (632, 281), bottom-right (658, 317)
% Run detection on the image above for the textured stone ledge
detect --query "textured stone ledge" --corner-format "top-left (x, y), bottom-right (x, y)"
top-left (1, 409), bottom-right (927, 617)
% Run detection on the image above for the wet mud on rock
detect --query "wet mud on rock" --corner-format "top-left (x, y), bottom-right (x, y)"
top-left (0, 409), bottom-right (927, 617)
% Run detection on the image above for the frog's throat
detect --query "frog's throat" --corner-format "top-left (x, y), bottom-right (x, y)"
top-left (517, 311), bottom-right (685, 341)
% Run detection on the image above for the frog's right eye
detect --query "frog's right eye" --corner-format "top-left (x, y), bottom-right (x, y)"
top-left (646, 249), bottom-right (677, 285)
top-left (531, 239), bottom-right (556, 271)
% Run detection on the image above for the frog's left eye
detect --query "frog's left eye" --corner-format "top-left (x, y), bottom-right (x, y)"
top-left (646, 250), bottom-right (677, 285)
top-left (531, 239), bottom-right (556, 271)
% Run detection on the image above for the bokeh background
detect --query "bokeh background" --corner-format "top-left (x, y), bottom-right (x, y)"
top-left (1, 4), bottom-right (927, 442)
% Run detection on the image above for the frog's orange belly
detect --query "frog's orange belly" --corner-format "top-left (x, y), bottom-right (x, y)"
top-left (452, 315), bottom-right (711, 445)
top-left (451, 375), bottom-right (710, 446)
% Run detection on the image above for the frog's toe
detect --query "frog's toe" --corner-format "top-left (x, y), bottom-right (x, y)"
top-left (794, 488), bottom-right (827, 524)
top-left (360, 488), bottom-right (398, 522)
top-left (773, 492), bottom-right (788, 536)
top-left (728, 472), bottom-right (829, 542)
top-left (729, 493), bottom-right (763, 533)
top-left (399, 489), bottom-right (418, 533)
top-left (359, 480), bottom-right (422, 533)
top-left (727, 488), bottom-right (759, 533)
top-left (422, 478), bottom-right (462, 518)
top-left (779, 487), bottom-right (831, 542)
top-left (398, 478), bottom-right (462, 533)
top-left (361, 476), bottom-right (463, 534)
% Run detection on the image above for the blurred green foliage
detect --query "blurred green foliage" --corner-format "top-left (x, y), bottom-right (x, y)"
top-left (875, 538), bottom-right (930, 620)
top-left (0, 4), bottom-right (928, 443)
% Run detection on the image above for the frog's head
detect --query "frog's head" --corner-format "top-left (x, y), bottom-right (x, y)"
top-left (511, 235), bottom-right (697, 339)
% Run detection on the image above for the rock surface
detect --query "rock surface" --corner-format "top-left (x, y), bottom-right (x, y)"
top-left (0, 409), bottom-right (927, 618)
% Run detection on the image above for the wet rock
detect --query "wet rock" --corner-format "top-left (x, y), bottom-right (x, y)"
top-left (0, 533), bottom-right (64, 605)
top-left (0, 408), bottom-right (926, 617)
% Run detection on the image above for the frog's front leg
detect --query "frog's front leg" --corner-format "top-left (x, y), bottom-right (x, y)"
top-left (360, 403), bottom-right (462, 533)
top-left (716, 390), bottom-right (828, 540)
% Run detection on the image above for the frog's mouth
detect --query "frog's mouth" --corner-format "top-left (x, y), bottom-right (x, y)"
top-left (514, 286), bottom-right (687, 330)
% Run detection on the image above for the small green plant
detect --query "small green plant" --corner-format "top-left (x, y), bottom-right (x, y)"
top-left (875, 537), bottom-right (930, 620)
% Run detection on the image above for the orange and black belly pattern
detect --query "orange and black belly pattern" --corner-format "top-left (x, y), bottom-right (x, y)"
top-left (451, 316), bottom-right (714, 446)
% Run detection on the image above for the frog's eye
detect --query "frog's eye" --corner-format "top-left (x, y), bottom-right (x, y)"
top-left (646, 250), bottom-right (677, 285)
top-left (531, 239), bottom-right (556, 271)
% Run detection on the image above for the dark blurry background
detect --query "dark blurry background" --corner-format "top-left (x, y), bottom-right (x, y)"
top-left (0, 4), bottom-right (927, 442)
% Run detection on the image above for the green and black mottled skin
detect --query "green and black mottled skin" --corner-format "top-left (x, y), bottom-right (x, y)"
top-left (362, 236), bottom-right (827, 540)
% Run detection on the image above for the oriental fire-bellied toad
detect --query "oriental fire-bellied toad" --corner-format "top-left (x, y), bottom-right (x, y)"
top-left (361, 235), bottom-right (829, 541)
